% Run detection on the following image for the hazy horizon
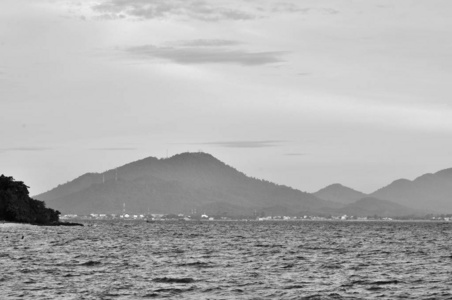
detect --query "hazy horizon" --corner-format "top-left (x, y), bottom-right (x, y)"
top-left (1, 0), bottom-right (452, 196)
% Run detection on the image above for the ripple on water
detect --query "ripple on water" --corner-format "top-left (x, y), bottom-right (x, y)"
top-left (1, 220), bottom-right (452, 299)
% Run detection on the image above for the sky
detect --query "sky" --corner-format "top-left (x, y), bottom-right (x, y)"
top-left (1, 0), bottom-right (452, 196)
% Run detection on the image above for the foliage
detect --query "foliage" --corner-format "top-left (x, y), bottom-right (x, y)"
top-left (0, 175), bottom-right (60, 224)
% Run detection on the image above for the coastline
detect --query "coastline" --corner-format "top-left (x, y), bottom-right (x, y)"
top-left (0, 221), bottom-right (34, 228)
top-left (0, 221), bottom-right (83, 227)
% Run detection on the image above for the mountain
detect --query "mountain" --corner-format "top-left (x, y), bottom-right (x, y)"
top-left (371, 168), bottom-right (452, 213)
top-left (35, 152), bottom-right (337, 216)
top-left (314, 183), bottom-right (367, 205)
top-left (336, 197), bottom-right (420, 217)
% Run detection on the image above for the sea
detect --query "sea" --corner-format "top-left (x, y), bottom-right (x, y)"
top-left (1, 220), bottom-right (451, 300)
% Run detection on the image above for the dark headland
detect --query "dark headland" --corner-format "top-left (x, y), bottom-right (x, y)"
top-left (0, 175), bottom-right (82, 226)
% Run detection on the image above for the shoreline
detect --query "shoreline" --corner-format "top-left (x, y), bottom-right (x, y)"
top-left (0, 221), bottom-right (34, 228)
top-left (0, 220), bottom-right (83, 227)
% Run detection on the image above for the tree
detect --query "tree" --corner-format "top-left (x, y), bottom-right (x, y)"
top-left (0, 175), bottom-right (60, 224)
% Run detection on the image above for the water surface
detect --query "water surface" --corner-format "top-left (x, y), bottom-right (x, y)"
top-left (1, 221), bottom-right (451, 299)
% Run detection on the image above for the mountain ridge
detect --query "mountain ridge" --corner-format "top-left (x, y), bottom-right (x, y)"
top-left (35, 152), bottom-right (336, 216)
top-left (370, 168), bottom-right (452, 213)
top-left (35, 152), bottom-right (452, 216)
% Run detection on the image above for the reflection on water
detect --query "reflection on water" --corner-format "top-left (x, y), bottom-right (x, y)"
top-left (1, 221), bottom-right (451, 299)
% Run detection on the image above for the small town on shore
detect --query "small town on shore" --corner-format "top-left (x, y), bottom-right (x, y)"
top-left (61, 213), bottom-right (452, 222)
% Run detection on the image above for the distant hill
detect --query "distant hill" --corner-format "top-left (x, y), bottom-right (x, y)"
top-left (35, 152), bottom-right (336, 216)
top-left (34, 153), bottom-right (452, 216)
top-left (336, 197), bottom-right (420, 217)
top-left (371, 168), bottom-right (452, 213)
top-left (314, 183), bottom-right (367, 205)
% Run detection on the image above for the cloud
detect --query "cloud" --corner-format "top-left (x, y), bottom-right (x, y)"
top-left (169, 39), bottom-right (242, 47)
top-left (0, 147), bottom-right (53, 152)
top-left (90, 147), bottom-right (137, 151)
top-left (124, 44), bottom-right (285, 66)
top-left (92, 0), bottom-right (257, 22)
top-left (271, 2), bottom-right (301, 13)
top-left (285, 153), bottom-right (307, 156)
top-left (275, 6), bottom-right (339, 15)
top-left (70, 0), bottom-right (340, 22)
top-left (198, 140), bottom-right (282, 148)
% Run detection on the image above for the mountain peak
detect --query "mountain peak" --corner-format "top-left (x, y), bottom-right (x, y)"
top-left (314, 183), bottom-right (367, 205)
top-left (170, 151), bottom-right (215, 159)
top-left (167, 152), bottom-right (221, 164)
top-left (396, 178), bottom-right (413, 184)
top-left (35, 151), bottom-right (328, 215)
top-left (320, 183), bottom-right (349, 190)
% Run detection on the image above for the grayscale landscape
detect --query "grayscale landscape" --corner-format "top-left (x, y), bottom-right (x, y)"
top-left (1, 0), bottom-right (452, 299)
top-left (34, 152), bottom-right (451, 218)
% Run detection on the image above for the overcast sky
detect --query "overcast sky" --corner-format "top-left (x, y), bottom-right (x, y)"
top-left (1, 0), bottom-right (452, 195)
